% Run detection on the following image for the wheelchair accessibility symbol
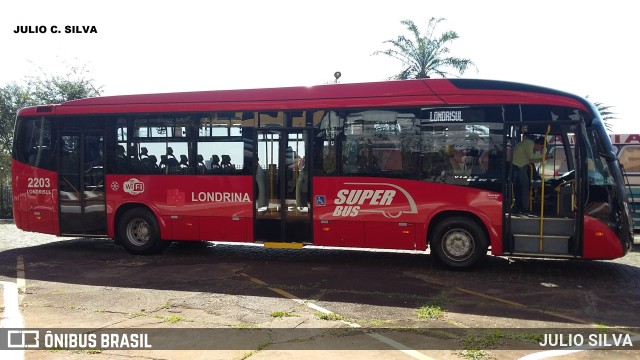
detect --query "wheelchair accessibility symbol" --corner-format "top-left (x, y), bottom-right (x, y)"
top-left (315, 195), bottom-right (326, 206)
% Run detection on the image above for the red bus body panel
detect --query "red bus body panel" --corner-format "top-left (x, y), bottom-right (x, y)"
top-left (12, 160), bottom-right (59, 235)
top-left (312, 177), bottom-right (502, 252)
top-left (582, 216), bottom-right (625, 259)
top-left (106, 175), bottom-right (253, 242)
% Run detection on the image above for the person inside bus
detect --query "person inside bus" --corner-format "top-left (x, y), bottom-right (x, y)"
top-left (166, 147), bottom-right (178, 167)
top-left (210, 155), bottom-right (221, 172)
top-left (84, 137), bottom-right (103, 172)
top-left (116, 145), bottom-right (128, 173)
top-left (140, 151), bottom-right (153, 172)
top-left (285, 146), bottom-right (296, 168)
top-left (146, 155), bottom-right (160, 174)
top-left (140, 147), bottom-right (149, 160)
top-left (221, 155), bottom-right (234, 172)
top-left (166, 146), bottom-right (175, 159)
top-left (165, 148), bottom-right (180, 173)
top-left (128, 145), bottom-right (145, 174)
top-left (179, 155), bottom-right (190, 173)
top-left (196, 154), bottom-right (206, 174)
top-left (512, 136), bottom-right (552, 214)
top-left (159, 155), bottom-right (168, 174)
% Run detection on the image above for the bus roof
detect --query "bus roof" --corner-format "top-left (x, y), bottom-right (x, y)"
top-left (18, 78), bottom-right (589, 117)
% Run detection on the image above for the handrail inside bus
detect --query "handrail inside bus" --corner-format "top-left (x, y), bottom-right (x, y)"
top-left (538, 125), bottom-right (552, 250)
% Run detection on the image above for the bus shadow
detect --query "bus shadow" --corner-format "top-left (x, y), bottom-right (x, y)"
top-left (1, 237), bottom-right (639, 328)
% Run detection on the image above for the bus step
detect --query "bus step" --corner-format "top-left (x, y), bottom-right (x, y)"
top-left (263, 242), bottom-right (304, 249)
top-left (513, 234), bottom-right (569, 254)
top-left (510, 217), bottom-right (574, 237)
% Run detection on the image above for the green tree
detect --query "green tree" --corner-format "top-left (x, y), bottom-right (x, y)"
top-left (0, 83), bottom-right (31, 155)
top-left (26, 63), bottom-right (102, 104)
top-left (586, 96), bottom-right (616, 133)
top-left (373, 18), bottom-right (477, 79)
top-left (0, 84), bottom-right (29, 218)
top-left (594, 102), bottom-right (616, 133)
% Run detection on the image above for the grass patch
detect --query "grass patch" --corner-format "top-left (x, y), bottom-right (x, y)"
top-left (456, 329), bottom-right (503, 360)
top-left (416, 290), bottom-right (453, 320)
top-left (315, 312), bottom-right (346, 321)
top-left (159, 302), bottom-right (172, 309)
top-left (457, 349), bottom-right (493, 360)
top-left (163, 315), bottom-right (184, 323)
top-left (270, 311), bottom-right (298, 318)
top-left (461, 329), bottom-right (504, 349)
top-left (416, 300), bottom-right (445, 320)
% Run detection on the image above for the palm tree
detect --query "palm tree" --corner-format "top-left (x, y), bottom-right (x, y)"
top-left (587, 96), bottom-right (616, 133)
top-left (595, 102), bottom-right (616, 133)
top-left (373, 18), bottom-right (476, 79)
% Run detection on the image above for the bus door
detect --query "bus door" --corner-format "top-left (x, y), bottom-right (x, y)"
top-left (255, 129), bottom-right (311, 244)
top-left (505, 124), bottom-right (579, 257)
top-left (57, 132), bottom-right (107, 236)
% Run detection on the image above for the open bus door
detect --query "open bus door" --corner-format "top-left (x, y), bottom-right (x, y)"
top-left (504, 124), bottom-right (580, 257)
top-left (57, 131), bottom-right (107, 236)
top-left (254, 129), bottom-right (311, 245)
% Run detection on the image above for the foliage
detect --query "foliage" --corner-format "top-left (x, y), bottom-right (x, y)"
top-left (594, 102), bottom-right (616, 133)
top-left (416, 300), bottom-right (445, 319)
top-left (25, 63), bottom-right (102, 105)
top-left (0, 83), bottom-right (31, 155)
top-left (373, 18), bottom-right (477, 79)
top-left (314, 311), bottom-right (347, 321)
top-left (270, 311), bottom-right (298, 318)
top-left (163, 315), bottom-right (184, 323)
top-left (586, 96), bottom-right (616, 133)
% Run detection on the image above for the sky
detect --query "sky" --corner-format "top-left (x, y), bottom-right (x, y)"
top-left (1, 0), bottom-right (637, 133)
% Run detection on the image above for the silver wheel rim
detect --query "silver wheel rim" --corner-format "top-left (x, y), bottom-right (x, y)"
top-left (126, 218), bottom-right (151, 247)
top-left (441, 228), bottom-right (474, 261)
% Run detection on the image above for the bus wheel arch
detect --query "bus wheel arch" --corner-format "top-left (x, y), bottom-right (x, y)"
top-left (428, 211), bottom-right (489, 270)
top-left (115, 205), bottom-right (169, 255)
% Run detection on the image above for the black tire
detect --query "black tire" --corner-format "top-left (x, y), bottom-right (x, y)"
top-left (430, 216), bottom-right (487, 270)
top-left (117, 208), bottom-right (167, 255)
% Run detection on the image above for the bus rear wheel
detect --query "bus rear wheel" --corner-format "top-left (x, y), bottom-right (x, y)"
top-left (430, 217), bottom-right (487, 270)
top-left (117, 208), bottom-right (167, 255)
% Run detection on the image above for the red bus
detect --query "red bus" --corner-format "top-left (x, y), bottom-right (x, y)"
top-left (11, 79), bottom-right (634, 269)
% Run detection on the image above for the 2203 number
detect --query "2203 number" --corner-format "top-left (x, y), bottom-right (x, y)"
top-left (28, 177), bottom-right (51, 188)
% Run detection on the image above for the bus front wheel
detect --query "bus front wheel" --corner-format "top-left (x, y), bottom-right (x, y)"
top-left (117, 208), bottom-right (167, 255)
top-left (430, 217), bottom-right (487, 270)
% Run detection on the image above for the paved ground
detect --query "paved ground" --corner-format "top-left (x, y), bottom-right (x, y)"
top-left (1, 223), bottom-right (639, 359)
